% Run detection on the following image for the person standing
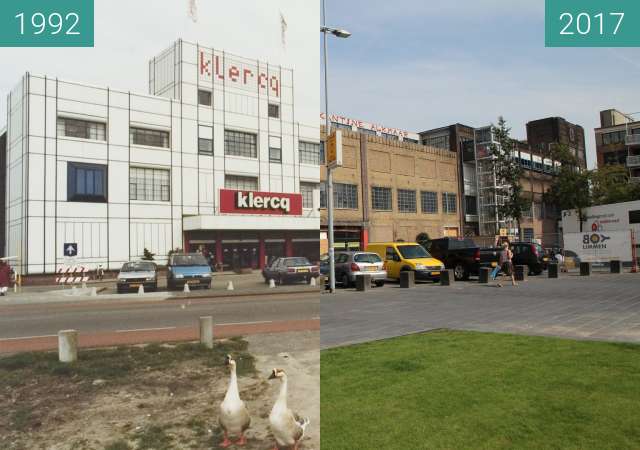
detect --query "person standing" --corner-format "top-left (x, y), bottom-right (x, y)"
top-left (0, 260), bottom-right (14, 296)
top-left (493, 243), bottom-right (517, 287)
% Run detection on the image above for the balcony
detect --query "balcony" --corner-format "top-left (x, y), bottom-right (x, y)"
top-left (627, 155), bottom-right (640, 167)
top-left (625, 134), bottom-right (640, 146)
top-left (631, 177), bottom-right (640, 184)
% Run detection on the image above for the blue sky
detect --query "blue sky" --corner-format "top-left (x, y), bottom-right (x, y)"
top-left (322, 0), bottom-right (640, 168)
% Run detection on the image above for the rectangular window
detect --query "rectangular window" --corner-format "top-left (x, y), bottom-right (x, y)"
top-left (225, 130), bottom-right (257, 158)
top-left (334, 183), bottom-right (358, 209)
top-left (371, 187), bottom-right (392, 211)
top-left (225, 175), bottom-right (258, 191)
top-left (300, 183), bottom-right (316, 209)
top-left (442, 192), bottom-right (457, 214)
top-left (629, 210), bottom-right (640, 224)
top-left (269, 136), bottom-right (282, 163)
top-left (421, 191), bottom-right (438, 214)
top-left (198, 89), bottom-right (212, 106)
top-left (198, 138), bottom-right (213, 155)
top-left (299, 141), bottom-right (321, 165)
top-left (320, 182), bottom-right (327, 208)
top-left (319, 141), bottom-right (326, 164)
top-left (57, 117), bottom-right (106, 141)
top-left (522, 203), bottom-right (533, 218)
top-left (523, 228), bottom-right (534, 242)
top-left (465, 196), bottom-right (478, 215)
top-left (130, 127), bottom-right (170, 148)
top-left (422, 134), bottom-right (450, 150)
top-left (67, 162), bottom-right (107, 203)
top-left (129, 167), bottom-right (170, 202)
top-left (268, 103), bottom-right (280, 119)
top-left (397, 189), bottom-right (417, 213)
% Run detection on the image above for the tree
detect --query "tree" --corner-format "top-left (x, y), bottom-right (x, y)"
top-left (591, 164), bottom-right (640, 206)
top-left (489, 117), bottom-right (529, 239)
top-left (544, 144), bottom-right (591, 232)
top-left (416, 232), bottom-right (431, 249)
top-left (142, 248), bottom-right (155, 261)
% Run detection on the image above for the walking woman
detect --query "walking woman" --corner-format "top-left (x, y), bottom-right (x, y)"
top-left (492, 242), bottom-right (517, 287)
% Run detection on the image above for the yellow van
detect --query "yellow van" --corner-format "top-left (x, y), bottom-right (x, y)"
top-left (367, 242), bottom-right (445, 282)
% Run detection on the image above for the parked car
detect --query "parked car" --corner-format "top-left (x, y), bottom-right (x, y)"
top-left (331, 251), bottom-right (387, 288)
top-left (262, 257), bottom-right (320, 285)
top-left (510, 242), bottom-right (549, 275)
top-left (167, 253), bottom-right (213, 290)
top-left (117, 261), bottom-right (158, 293)
top-left (427, 237), bottom-right (501, 281)
top-left (367, 242), bottom-right (445, 282)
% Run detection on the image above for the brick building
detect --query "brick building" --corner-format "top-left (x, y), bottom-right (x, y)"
top-left (595, 109), bottom-right (640, 182)
top-left (320, 120), bottom-right (461, 254)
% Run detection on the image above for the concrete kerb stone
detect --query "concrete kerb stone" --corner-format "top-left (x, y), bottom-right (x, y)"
top-left (400, 271), bottom-right (415, 289)
top-left (356, 274), bottom-right (372, 292)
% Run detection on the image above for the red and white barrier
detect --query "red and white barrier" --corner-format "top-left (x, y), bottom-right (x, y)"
top-left (56, 266), bottom-right (90, 284)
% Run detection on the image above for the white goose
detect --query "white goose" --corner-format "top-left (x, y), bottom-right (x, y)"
top-left (219, 354), bottom-right (251, 447)
top-left (268, 368), bottom-right (310, 450)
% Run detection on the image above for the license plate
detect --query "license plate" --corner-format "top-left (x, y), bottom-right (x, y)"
top-left (130, 283), bottom-right (140, 288)
top-left (543, 258), bottom-right (549, 262)
top-left (187, 280), bottom-right (199, 284)
top-left (366, 267), bottom-right (377, 272)
top-left (491, 262), bottom-right (497, 267)
top-left (298, 269), bottom-right (309, 273)
top-left (432, 272), bottom-right (440, 276)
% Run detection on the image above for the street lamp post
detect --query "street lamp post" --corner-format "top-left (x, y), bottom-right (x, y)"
top-left (321, 0), bottom-right (350, 293)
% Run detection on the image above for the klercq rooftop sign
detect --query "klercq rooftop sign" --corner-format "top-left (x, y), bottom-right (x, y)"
top-left (219, 189), bottom-right (303, 216)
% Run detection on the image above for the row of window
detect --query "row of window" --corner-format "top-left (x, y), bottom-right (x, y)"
top-left (68, 164), bottom-right (317, 208)
top-left (57, 117), bottom-right (321, 164)
top-left (318, 184), bottom-right (457, 214)
top-left (197, 89), bottom-right (281, 119)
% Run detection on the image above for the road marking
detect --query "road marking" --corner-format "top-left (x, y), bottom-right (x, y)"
top-left (115, 327), bottom-right (177, 333)
top-left (0, 334), bottom-right (58, 341)
top-left (216, 320), bottom-right (273, 326)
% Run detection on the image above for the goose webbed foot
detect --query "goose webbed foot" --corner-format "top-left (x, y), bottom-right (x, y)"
top-left (236, 433), bottom-right (247, 446)
top-left (220, 432), bottom-right (233, 448)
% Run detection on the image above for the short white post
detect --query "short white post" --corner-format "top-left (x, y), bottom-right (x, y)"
top-left (90, 287), bottom-right (97, 297)
top-left (138, 285), bottom-right (145, 295)
top-left (269, 279), bottom-right (276, 288)
top-left (183, 283), bottom-right (190, 293)
top-left (82, 282), bottom-right (87, 289)
top-left (13, 283), bottom-right (17, 293)
top-left (71, 286), bottom-right (78, 296)
top-left (310, 277), bottom-right (317, 287)
top-left (226, 281), bottom-right (234, 291)
top-left (58, 329), bottom-right (78, 363)
top-left (199, 316), bottom-right (214, 349)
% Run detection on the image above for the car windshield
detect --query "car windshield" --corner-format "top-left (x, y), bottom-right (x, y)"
top-left (170, 254), bottom-right (209, 266)
top-left (283, 258), bottom-right (311, 267)
top-left (121, 262), bottom-right (155, 272)
top-left (354, 253), bottom-right (382, 263)
top-left (397, 245), bottom-right (431, 259)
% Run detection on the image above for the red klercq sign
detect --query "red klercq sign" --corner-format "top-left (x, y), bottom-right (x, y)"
top-left (219, 189), bottom-right (303, 216)
top-left (200, 51), bottom-right (280, 97)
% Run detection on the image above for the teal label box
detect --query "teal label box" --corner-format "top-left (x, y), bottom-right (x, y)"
top-left (546, 0), bottom-right (640, 47)
top-left (0, 0), bottom-right (94, 47)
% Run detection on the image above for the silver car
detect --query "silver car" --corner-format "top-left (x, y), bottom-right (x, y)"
top-left (117, 261), bottom-right (158, 293)
top-left (334, 251), bottom-right (387, 288)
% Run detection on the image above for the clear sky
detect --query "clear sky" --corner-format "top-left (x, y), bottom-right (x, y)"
top-left (322, 0), bottom-right (640, 168)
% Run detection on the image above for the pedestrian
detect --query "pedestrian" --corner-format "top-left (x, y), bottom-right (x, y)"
top-left (555, 249), bottom-right (566, 273)
top-left (493, 242), bottom-right (517, 287)
top-left (0, 260), bottom-right (14, 296)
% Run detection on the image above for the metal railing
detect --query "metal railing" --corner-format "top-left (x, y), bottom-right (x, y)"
top-left (627, 155), bottom-right (640, 167)
top-left (625, 134), bottom-right (640, 146)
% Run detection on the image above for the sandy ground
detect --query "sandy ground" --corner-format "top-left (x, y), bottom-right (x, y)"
top-left (0, 331), bottom-right (319, 450)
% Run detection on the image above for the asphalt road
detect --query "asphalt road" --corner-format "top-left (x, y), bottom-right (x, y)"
top-left (320, 272), bottom-right (640, 349)
top-left (0, 291), bottom-right (319, 341)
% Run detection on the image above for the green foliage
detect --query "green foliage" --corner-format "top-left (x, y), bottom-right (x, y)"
top-left (489, 117), bottom-right (529, 234)
top-left (141, 248), bottom-right (155, 261)
top-left (416, 232), bottom-right (431, 249)
top-left (591, 164), bottom-right (640, 206)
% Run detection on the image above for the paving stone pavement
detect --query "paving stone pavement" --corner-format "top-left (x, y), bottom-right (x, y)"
top-left (320, 272), bottom-right (640, 349)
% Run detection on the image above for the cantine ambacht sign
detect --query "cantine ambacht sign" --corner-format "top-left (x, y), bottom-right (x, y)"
top-left (219, 189), bottom-right (303, 216)
top-left (199, 50), bottom-right (280, 98)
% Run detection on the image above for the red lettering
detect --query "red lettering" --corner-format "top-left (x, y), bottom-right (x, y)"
top-left (243, 68), bottom-right (254, 85)
top-left (214, 55), bottom-right (224, 80)
top-left (259, 73), bottom-right (268, 90)
top-left (229, 66), bottom-right (240, 82)
top-left (200, 51), bottom-right (211, 77)
top-left (270, 76), bottom-right (280, 97)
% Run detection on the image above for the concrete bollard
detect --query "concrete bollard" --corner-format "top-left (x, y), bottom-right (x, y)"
top-left (183, 283), bottom-right (190, 293)
top-left (226, 281), bottom-right (234, 291)
top-left (269, 279), bottom-right (276, 288)
top-left (71, 286), bottom-right (78, 296)
top-left (90, 287), bottom-right (98, 297)
top-left (610, 260), bottom-right (621, 274)
top-left (82, 282), bottom-right (87, 289)
top-left (355, 274), bottom-right (372, 292)
top-left (479, 267), bottom-right (491, 284)
top-left (548, 263), bottom-right (559, 279)
top-left (58, 330), bottom-right (78, 363)
top-left (440, 269), bottom-right (454, 286)
top-left (400, 271), bottom-right (415, 289)
top-left (580, 262), bottom-right (592, 276)
top-left (138, 285), bottom-right (145, 295)
top-left (199, 316), bottom-right (214, 349)
top-left (309, 277), bottom-right (317, 287)
top-left (514, 265), bottom-right (527, 282)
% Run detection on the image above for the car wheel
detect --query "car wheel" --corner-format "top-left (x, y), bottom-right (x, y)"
top-left (375, 280), bottom-right (385, 288)
top-left (453, 264), bottom-right (466, 281)
top-left (341, 273), bottom-right (350, 288)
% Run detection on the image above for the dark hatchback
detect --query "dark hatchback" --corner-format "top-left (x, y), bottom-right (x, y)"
top-left (510, 242), bottom-right (549, 275)
top-left (262, 257), bottom-right (320, 285)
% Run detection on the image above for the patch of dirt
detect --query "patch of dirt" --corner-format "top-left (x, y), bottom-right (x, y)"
top-left (0, 334), bottom-right (319, 450)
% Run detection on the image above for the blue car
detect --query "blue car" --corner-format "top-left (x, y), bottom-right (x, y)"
top-left (167, 253), bottom-right (212, 290)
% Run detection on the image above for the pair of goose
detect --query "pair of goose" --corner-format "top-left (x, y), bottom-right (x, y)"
top-left (219, 355), bottom-right (309, 449)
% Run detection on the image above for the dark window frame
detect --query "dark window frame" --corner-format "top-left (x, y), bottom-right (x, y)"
top-left (67, 162), bottom-right (108, 203)
top-left (198, 89), bottom-right (212, 106)
top-left (268, 103), bottom-right (280, 119)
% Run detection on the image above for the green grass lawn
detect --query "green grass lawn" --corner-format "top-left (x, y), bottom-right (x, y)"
top-left (321, 330), bottom-right (640, 450)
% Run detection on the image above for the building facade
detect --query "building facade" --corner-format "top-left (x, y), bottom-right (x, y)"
top-left (595, 109), bottom-right (640, 181)
top-left (320, 121), bottom-right (461, 254)
top-left (3, 40), bottom-right (320, 274)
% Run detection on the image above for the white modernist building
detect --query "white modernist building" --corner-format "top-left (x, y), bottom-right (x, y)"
top-left (2, 40), bottom-right (320, 274)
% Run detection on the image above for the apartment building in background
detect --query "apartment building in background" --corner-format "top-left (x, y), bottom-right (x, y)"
top-left (2, 39), bottom-right (320, 275)
top-left (595, 109), bottom-right (640, 182)
top-left (320, 117), bottom-right (461, 254)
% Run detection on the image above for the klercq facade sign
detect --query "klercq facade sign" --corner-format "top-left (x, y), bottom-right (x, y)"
top-left (219, 189), bottom-right (303, 216)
